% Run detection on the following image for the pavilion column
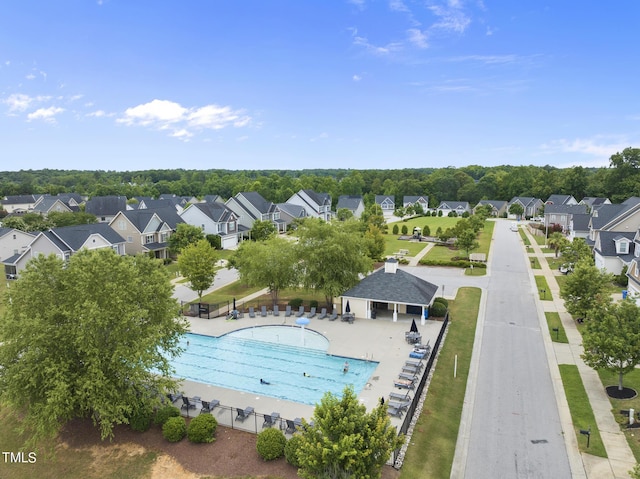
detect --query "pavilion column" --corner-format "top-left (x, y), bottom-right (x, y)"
top-left (366, 300), bottom-right (371, 319)
top-left (393, 303), bottom-right (398, 322)
top-left (421, 305), bottom-right (426, 326)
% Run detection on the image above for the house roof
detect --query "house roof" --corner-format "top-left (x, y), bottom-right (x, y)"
top-left (544, 204), bottom-right (587, 215)
top-left (32, 197), bottom-right (70, 214)
top-left (590, 197), bottom-right (640, 230)
top-left (337, 195), bottom-right (363, 210)
top-left (0, 227), bottom-right (35, 239)
top-left (476, 199), bottom-right (507, 209)
top-left (120, 206), bottom-right (184, 232)
top-left (438, 201), bottom-right (469, 209)
top-left (49, 223), bottom-right (126, 251)
top-left (239, 191), bottom-right (276, 214)
top-left (203, 195), bottom-right (223, 204)
top-left (375, 195), bottom-right (395, 204)
top-left (545, 194), bottom-right (574, 205)
top-left (302, 189), bottom-right (331, 206)
top-left (139, 199), bottom-right (177, 210)
top-left (571, 213), bottom-right (590, 231)
top-left (595, 230), bottom-right (635, 259)
top-left (342, 267), bottom-right (438, 305)
top-left (1, 195), bottom-right (36, 205)
top-left (277, 203), bottom-right (307, 218)
top-left (189, 202), bottom-right (235, 222)
top-left (403, 195), bottom-right (428, 203)
top-left (85, 196), bottom-right (127, 216)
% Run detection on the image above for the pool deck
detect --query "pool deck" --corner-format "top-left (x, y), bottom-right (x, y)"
top-left (174, 313), bottom-right (445, 432)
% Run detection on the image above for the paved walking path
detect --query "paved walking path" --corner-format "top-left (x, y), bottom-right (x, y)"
top-left (524, 227), bottom-right (636, 478)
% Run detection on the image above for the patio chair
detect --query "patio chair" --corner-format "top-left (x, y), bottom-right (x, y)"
top-left (261, 305), bottom-right (268, 317)
top-left (285, 305), bottom-right (292, 317)
top-left (262, 412), bottom-right (280, 428)
top-left (402, 364), bottom-right (420, 374)
top-left (389, 391), bottom-right (412, 402)
top-left (394, 378), bottom-right (415, 389)
top-left (181, 396), bottom-right (199, 416)
top-left (398, 372), bottom-right (418, 381)
top-left (317, 307), bottom-right (327, 319)
top-left (296, 306), bottom-right (305, 317)
top-left (388, 399), bottom-right (411, 411)
top-left (273, 305), bottom-right (280, 316)
top-left (248, 307), bottom-right (256, 318)
top-left (285, 419), bottom-right (297, 434)
top-left (166, 392), bottom-right (182, 403)
top-left (328, 308), bottom-right (338, 321)
top-left (200, 399), bottom-right (220, 414)
top-left (307, 307), bottom-right (316, 318)
top-left (387, 405), bottom-right (403, 418)
top-left (235, 406), bottom-right (254, 422)
top-left (405, 360), bottom-right (424, 370)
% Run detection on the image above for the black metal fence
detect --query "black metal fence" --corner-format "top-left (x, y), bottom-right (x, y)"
top-left (392, 311), bottom-right (450, 467)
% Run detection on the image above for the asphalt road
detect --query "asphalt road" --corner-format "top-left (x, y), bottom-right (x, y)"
top-left (458, 220), bottom-right (571, 478)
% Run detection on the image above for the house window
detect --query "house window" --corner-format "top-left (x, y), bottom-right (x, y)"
top-left (229, 221), bottom-right (235, 231)
top-left (145, 234), bottom-right (154, 244)
top-left (160, 232), bottom-right (168, 243)
top-left (127, 236), bottom-right (133, 243)
top-left (118, 220), bottom-right (126, 231)
top-left (201, 224), bottom-right (205, 230)
top-left (618, 241), bottom-right (629, 254)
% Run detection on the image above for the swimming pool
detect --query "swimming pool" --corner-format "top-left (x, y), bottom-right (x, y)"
top-left (170, 326), bottom-right (379, 405)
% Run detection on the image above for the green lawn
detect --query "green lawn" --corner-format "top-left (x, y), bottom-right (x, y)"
top-left (559, 365), bottom-right (607, 457)
top-left (545, 312), bottom-right (568, 343)
top-left (529, 257), bottom-right (541, 269)
top-left (197, 280), bottom-right (264, 306)
top-left (383, 237), bottom-right (429, 258)
top-left (422, 220), bottom-right (494, 264)
top-left (391, 216), bottom-right (461, 235)
top-left (534, 275), bottom-right (552, 300)
top-left (400, 287), bottom-right (481, 478)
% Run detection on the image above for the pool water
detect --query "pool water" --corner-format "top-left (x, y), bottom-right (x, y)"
top-left (171, 326), bottom-right (379, 405)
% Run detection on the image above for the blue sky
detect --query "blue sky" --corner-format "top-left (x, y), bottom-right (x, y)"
top-left (1, 1), bottom-right (639, 172)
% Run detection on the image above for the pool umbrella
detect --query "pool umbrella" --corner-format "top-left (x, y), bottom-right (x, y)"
top-left (233, 297), bottom-right (236, 310)
top-left (296, 317), bottom-right (310, 345)
top-left (345, 301), bottom-right (351, 313)
top-left (410, 318), bottom-right (419, 333)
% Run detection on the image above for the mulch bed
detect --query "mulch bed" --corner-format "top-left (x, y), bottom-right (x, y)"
top-left (61, 418), bottom-right (400, 478)
top-left (606, 386), bottom-right (637, 400)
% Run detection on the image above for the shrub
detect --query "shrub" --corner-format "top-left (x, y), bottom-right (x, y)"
top-left (430, 302), bottom-right (448, 318)
top-left (437, 210), bottom-right (443, 217)
top-left (187, 414), bottom-right (218, 443)
top-left (284, 434), bottom-right (303, 467)
top-left (425, 210), bottom-right (431, 216)
top-left (392, 224), bottom-right (399, 235)
top-left (289, 298), bottom-right (303, 308)
top-left (256, 428), bottom-right (287, 461)
top-left (129, 405), bottom-right (153, 432)
top-left (433, 297), bottom-right (449, 308)
top-left (398, 258), bottom-right (409, 265)
top-left (310, 300), bottom-right (319, 309)
top-left (155, 404), bottom-right (181, 426)
top-left (401, 225), bottom-right (408, 235)
top-left (163, 416), bottom-right (187, 442)
top-left (423, 225), bottom-right (430, 236)
top-left (461, 211), bottom-right (470, 218)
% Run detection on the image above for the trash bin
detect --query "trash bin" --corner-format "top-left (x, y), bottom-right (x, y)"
top-left (424, 309), bottom-right (429, 319)
top-left (371, 309), bottom-right (377, 319)
top-left (622, 290), bottom-right (628, 299)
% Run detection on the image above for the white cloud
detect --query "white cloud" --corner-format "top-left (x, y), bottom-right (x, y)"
top-left (389, 0), bottom-right (409, 12)
top-left (25, 73), bottom-right (36, 80)
top-left (310, 132), bottom-right (329, 142)
top-left (350, 28), bottom-right (402, 55)
top-left (407, 28), bottom-right (428, 48)
top-left (4, 93), bottom-right (34, 112)
top-left (118, 99), bottom-right (251, 138)
top-left (27, 106), bottom-right (64, 122)
top-left (540, 135), bottom-right (635, 163)
top-left (428, 2), bottom-right (471, 34)
top-left (349, 0), bottom-right (366, 8)
top-left (87, 109), bottom-right (114, 118)
top-left (353, 74), bottom-right (362, 82)
top-left (448, 54), bottom-right (519, 65)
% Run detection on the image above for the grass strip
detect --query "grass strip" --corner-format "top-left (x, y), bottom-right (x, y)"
top-left (400, 287), bottom-right (481, 478)
top-left (534, 275), bottom-right (552, 301)
top-left (545, 312), bottom-right (568, 343)
top-left (518, 227), bottom-right (531, 245)
top-left (558, 365), bottom-right (607, 457)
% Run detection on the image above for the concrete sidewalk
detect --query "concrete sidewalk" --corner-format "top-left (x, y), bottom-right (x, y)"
top-left (524, 227), bottom-right (636, 478)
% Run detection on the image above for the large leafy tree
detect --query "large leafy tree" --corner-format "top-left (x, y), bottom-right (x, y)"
top-left (0, 249), bottom-right (187, 443)
top-left (231, 236), bottom-right (299, 306)
top-left (168, 223), bottom-right (204, 255)
top-left (178, 239), bottom-right (218, 302)
top-left (455, 229), bottom-right (479, 258)
top-left (297, 219), bottom-right (372, 308)
top-left (560, 238), bottom-right (592, 265)
top-left (361, 203), bottom-right (387, 232)
top-left (582, 299), bottom-right (640, 391)
top-left (249, 219), bottom-right (277, 241)
top-left (560, 259), bottom-right (612, 322)
top-left (363, 224), bottom-right (386, 261)
top-left (508, 202), bottom-right (524, 219)
top-left (296, 386), bottom-right (404, 479)
top-left (48, 211), bottom-right (97, 227)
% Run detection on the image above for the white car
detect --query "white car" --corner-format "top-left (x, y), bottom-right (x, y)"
top-left (510, 222), bottom-right (519, 232)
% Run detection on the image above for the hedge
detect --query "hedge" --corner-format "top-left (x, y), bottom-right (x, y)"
top-left (187, 414), bottom-right (218, 443)
top-left (154, 405), bottom-right (181, 426)
top-left (256, 428), bottom-right (287, 461)
top-left (163, 416), bottom-right (187, 442)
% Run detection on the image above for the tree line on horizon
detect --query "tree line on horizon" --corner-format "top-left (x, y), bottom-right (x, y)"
top-left (1, 147), bottom-right (639, 207)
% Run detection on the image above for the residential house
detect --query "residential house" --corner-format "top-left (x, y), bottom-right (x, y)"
top-left (203, 195), bottom-right (224, 204)
top-left (180, 202), bottom-right (240, 249)
top-left (586, 197), bottom-right (640, 248)
top-left (109, 206), bottom-right (184, 259)
top-left (545, 194), bottom-right (578, 206)
top-left (286, 189), bottom-right (332, 221)
top-left (507, 197), bottom-right (543, 219)
top-left (0, 227), bottom-right (35, 274)
top-left (3, 223), bottom-right (125, 278)
top-left (580, 197), bottom-right (611, 213)
top-left (568, 213), bottom-right (590, 241)
top-left (32, 196), bottom-right (73, 216)
top-left (1, 195), bottom-right (37, 214)
top-left (474, 200), bottom-right (507, 217)
top-left (626, 257), bottom-right (640, 302)
top-left (137, 198), bottom-right (183, 212)
top-left (225, 191), bottom-right (286, 234)
top-left (375, 195), bottom-right (396, 217)
top-left (85, 196), bottom-right (128, 223)
top-left (403, 196), bottom-right (429, 214)
top-left (276, 203), bottom-right (308, 228)
top-left (593, 231), bottom-right (635, 275)
top-left (543, 204), bottom-right (587, 234)
top-left (336, 195), bottom-right (365, 219)
top-left (436, 201), bottom-right (470, 217)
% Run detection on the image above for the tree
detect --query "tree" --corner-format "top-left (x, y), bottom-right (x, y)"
top-left (582, 299), bottom-right (640, 391)
top-left (231, 236), bottom-right (299, 306)
top-left (250, 219), bottom-right (277, 241)
top-left (168, 223), bottom-right (204, 255)
top-left (0, 249), bottom-right (187, 443)
top-left (2, 213), bottom-right (51, 232)
top-left (296, 386), bottom-right (403, 479)
top-left (560, 259), bottom-right (613, 322)
top-left (560, 238), bottom-right (592, 265)
top-left (297, 219), bottom-right (372, 307)
top-left (363, 224), bottom-right (385, 261)
top-left (336, 208), bottom-right (353, 221)
top-left (455, 229), bottom-right (479, 258)
top-left (178, 239), bottom-right (218, 302)
top-left (393, 207), bottom-right (405, 219)
top-left (361, 204), bottom-right (386, 232)
top-left (508, 202), bottom-right (524, 219)
top-left (48, 211), bottom-right (97, 227)
top-left (547, 232), bottom-right (569, 258)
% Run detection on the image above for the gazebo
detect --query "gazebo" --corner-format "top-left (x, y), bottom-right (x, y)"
top-left (340, 258), bottom-right (438, 324)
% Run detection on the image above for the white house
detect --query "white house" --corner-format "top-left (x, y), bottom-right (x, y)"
top-left (180, 202), bottom-right (240, 250)
top-left (286, 189), bottom-right (332, 221)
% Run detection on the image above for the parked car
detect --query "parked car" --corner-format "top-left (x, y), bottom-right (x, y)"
top-left (559, 263), bottom-right (574, 274)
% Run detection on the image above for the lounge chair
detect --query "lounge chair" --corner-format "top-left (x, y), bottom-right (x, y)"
top-left (394, 378), bottom-right (415, 389)
top-left (181, 396), bottom-right (200, 416)
top-left (273, 305), bottom-right (280, 316)
top-left (387, 405), bottom-right (403, 418)
top-left (285, 305), bottom-right (292, 317)
top-left (405, 360), bottom-right (424, 370)
top-left (235, 406), bottom-right (254, 422)
top-left (261, 306), bottom-right (268, 317)
top-left (398, 372), bottom-right (418, 381)
top-left (388, 399), bottom-right (411, 411)
top-left (402, 364), bottom-right (420, 374)
top-left (262, 412), bottom-right (280, 428)
top-left (248, 307), bottom-right (256, 318)
top-left (285, 419), bottom-right (297, 434)
top-left (317, 307), bottom-right (327, 319)
top-left (328, 308), bottom-right (338, 321)
top-left (200, 399), bottom-right (220, 414)
top-left (167, 392), bottom-right (182, 403)
top-left (296, 306), bottom-right (305, 317)
top-left (389, 391), bottom-right (411, 402)
top-left (307, 307), bottom-right (316, 318)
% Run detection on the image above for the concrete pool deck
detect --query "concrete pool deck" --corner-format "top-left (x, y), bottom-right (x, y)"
top-left (174, 312), bottom-right (446, 432)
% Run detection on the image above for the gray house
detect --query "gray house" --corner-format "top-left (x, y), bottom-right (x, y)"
top-left (85, 196), bottom-right (128, 223)
top-left (336, 195), bottom-right (365, 219)
top-left (474, 200), bottom-right (507, 217)
top-left (225, 191), bottom-right (286, 234)
top-left (544, 204), bottom-right (588, 234)
top-left (286, 189), bottom-right (332, 221)
top-left (179, 201), bottom-right (240, 250)
top-left (508, 197), bottom-right (543, 219)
